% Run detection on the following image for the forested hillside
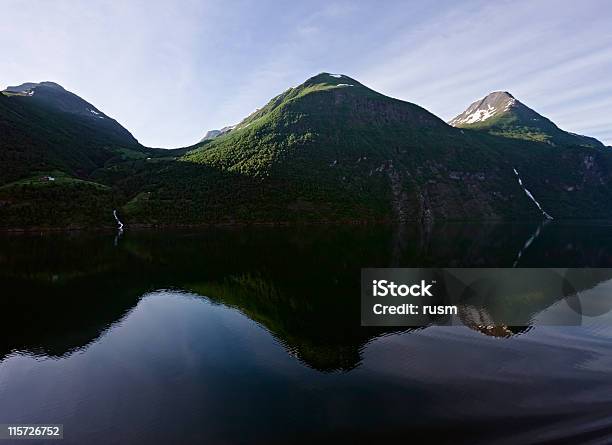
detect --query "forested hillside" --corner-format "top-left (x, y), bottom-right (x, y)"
top-left (1, 74), bottom-right (611, 229)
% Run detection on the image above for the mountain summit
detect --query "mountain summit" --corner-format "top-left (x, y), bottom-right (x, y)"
top-left (173, 73), bottom-right (572, 223)
top-left (2, 81), bottom-right (137, 146)
top-left (449, 91), bottom-right (517, 126)
top-left (189, 71), bottom-right (450, 153)
top-left (5, 81), bottom-right (65, 94)
top-left (449, 91), bottom-right (603, 148)
top-left (0, 81), bottom-right (149, 188)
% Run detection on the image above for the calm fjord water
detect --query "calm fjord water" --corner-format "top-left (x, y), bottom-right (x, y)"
top-left (1, 222), bottom-right (612, 444)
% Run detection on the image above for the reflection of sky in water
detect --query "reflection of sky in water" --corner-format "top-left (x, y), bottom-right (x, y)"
top-left (1, 290), bottom-right (612, 445)
top-left (2, 224), bottom-right (612, 444)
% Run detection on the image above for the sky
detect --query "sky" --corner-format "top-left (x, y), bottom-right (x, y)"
top-left (2, 0), bottom-right (611, 147)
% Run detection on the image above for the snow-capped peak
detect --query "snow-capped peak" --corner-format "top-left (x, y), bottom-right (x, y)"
top-left (449, 91), bottom-right (517, 126)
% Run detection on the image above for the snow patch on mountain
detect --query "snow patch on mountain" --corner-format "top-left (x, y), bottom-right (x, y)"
top-left (89, 109), bottom-right (104, 119)
top-left (449, 91), bottom-right (516, 126)
top-left (456, 104), bottom-right (498, 125)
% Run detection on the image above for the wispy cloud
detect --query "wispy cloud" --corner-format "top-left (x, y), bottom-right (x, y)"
top-left (1, 0), bottom-right (610, 146)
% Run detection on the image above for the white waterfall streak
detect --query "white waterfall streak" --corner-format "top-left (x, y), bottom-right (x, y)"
top-left (113, 209), bottom-right (124, 230)
top-left (513, 168), bottom-right (553, 220)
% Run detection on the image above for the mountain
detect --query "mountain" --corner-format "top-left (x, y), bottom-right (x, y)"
top-left (120, 73), bottom-right (612, 226)
top-left (3, 82), bottom-right (138, 146)
top-left (0, 82), bottom-right (162, 228)
top-left (0, 81), bottom-right (149, 183)
top-left (125, 72), bottom-right (501, 224)
top-left (449, 91), bottom-right (604, 148)
top-left (199, 125), bottom-right (236, 142)
top-left (2, 73), bottom-right (612, 229)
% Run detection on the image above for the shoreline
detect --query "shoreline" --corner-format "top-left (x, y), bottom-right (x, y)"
top-left (2, 217), bottom-right (611, 234)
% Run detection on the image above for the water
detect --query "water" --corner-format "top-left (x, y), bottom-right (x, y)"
top-left (1, 222), bottom-right (612, 444)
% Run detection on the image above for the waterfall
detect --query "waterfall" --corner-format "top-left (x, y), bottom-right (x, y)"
top-left (513, 168), bottom-right (553, 220)
top-left (113, 209), bottom-right (124, 230)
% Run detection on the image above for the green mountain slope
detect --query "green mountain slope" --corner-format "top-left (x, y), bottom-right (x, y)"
top-left (121, 73), bottom-right (503, 223)
top-left (2, 74), bottom-right (612, 229)
top-left (118, 73), bottom-right (612, 225)
top-left (449, 91), bottom-right (604, 148)
top-left (0, 82), bottom-right (149, 184)
top-left (0, 82), bottom-right (169, 228)
top-left (4, 82), bottom-right (137, 145)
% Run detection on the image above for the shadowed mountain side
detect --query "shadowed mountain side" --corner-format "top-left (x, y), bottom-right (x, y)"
top-left (0, 174), bottom-right (120, 229)
top-left (113, 126), bottom-right (612, 227)
top-left (115, 160), bottom-right (390, 226)
top-left (3, 74), bottom-right (612, 228)
top-left (126, 74), bottom-right (612, 224)
top-left (0, 86), bottom-right (148, 185)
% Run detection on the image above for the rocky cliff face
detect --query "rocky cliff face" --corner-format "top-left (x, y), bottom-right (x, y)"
top-left (199, 125), bottom-right (236, 142)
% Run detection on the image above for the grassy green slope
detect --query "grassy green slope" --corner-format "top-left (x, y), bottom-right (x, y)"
top-left (3, 74), bottom-right (612, 228)
top-left (0, 91), bottom-right (145, 184)
top-left (121, 74), bottom-right (532, 224)
top-left (118, 73), bottom-right (612, 225)
top-left (0, 171), bottom-right (118, 229)
top-left (0, 90), bottom-right (175, 228)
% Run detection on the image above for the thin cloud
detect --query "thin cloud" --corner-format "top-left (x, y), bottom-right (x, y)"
top-left (1, 0), bottom-right (610, 146)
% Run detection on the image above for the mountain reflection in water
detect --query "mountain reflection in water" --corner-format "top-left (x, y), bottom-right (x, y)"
top-left (1, 222), bottom-right (612, 444)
